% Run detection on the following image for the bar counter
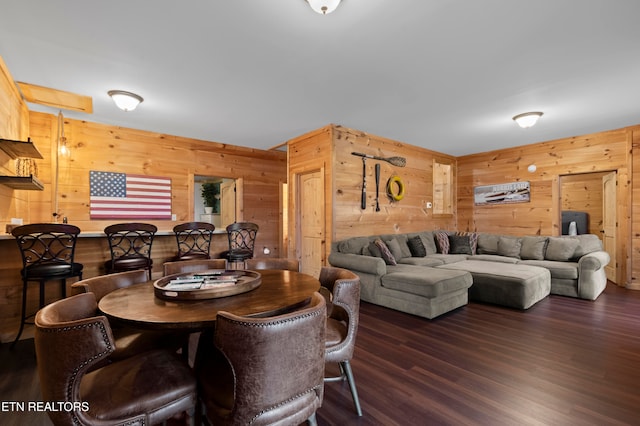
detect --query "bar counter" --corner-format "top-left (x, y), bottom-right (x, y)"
top-left (0, 230), bottom-right (229, 344)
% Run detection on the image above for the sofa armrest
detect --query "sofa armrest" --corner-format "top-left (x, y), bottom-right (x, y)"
top-left (577, 251), bottom-right (610, 300)
top-left (578, 251), bottom-right (610, 271)
top-left (328, 252), bottom-right (387, 277)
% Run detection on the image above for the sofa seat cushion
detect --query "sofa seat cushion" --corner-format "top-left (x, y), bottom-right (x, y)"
top-left (469, 254), bottom-right (519, 264)
top-left (425, 253), bottom-right (468, 264)
top-left (437, 260), bottom-right (551, 309)
top-left (517, 260), bottom-right (579, 279)
top-left (381, 267), bottom-right (472, 298)
top-left (398, 257), bottom-right (445, 267)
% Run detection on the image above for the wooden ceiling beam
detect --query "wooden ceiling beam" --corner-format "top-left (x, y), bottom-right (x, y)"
top-left (16, 82), bottom-right (93, 113)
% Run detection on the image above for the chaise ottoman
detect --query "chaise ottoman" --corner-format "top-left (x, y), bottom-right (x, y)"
top-left (436, 260), bottom-right (551, 309)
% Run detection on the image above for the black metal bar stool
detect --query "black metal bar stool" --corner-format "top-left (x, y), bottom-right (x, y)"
top-left (223, 222), bottom-right (258, 269)
top-left (172, 221), bottom-right (215, 261)
top-left (11, 223), bottom-right (83, 348)
top-left (104, 223), bottom-right (157, 280)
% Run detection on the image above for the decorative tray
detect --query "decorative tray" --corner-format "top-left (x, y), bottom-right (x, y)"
top-left (153, 269), bottom-right (261, 300)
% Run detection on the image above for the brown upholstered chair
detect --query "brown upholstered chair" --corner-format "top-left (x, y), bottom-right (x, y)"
top-left (172, 221), bottom-right (215, 260)
top-left (104, 222), bottom-right (157, 279)
top-left (71, 270), bottom-right (186, 362)
top-left (195, 292), bottom-right (326, 425)
top-left (34, 292), bottom-right (197, 425)
top-left (10, 223), bottom-right (84, 347)
top-left (244, 257), bottom-right (300, 272)
top-left (163, 258), bottom-right (228, 276)
top-left (319, 266), bottom-right (363, 416)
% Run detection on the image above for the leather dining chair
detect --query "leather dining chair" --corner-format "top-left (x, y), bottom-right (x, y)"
top-left (195, 292), bottom-right (327, 425)
top-left (34, 292), bottom-right (197, 425)
top-left (244, 257), bottom-right (300, 272)
top-left (11, 223), bottom-right (83, 348)
top-left (319, 266), bottom-right (363, 416)
top-left (104, 222), bottom-right (157, 279)
top-left (163, 258), bottom-right (228, 276)
top-left (71, 270), bottom-right (187, 362)
top-left (223, 221), bottom-right (259, 269)
top-left (172, 221), bottom-right (215, 261)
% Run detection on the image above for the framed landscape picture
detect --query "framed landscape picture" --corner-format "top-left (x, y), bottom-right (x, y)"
top-left (474, 181), bottom-right (530, 205)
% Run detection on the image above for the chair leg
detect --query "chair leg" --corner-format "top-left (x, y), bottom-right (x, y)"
top-left (307, 412), bottom-right (318, 426)
top-left (10, 280), bottom-right (29, 349)
top-left (341, 360), bottom-right (363, 416)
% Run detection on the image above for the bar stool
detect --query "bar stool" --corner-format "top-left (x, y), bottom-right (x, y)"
top-left (11, 223), bottom-right (83, 348)
top-left (104, 223), bottom-right (157, 280)
top-left (172, 221), bottom-right (215, 260)
top-left (223, 222), bottom-right (259, 269)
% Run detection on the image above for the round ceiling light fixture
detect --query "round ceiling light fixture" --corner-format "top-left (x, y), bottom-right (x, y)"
top-left (512, 111), bottom-right (543, 128)
top-left (306, 0), bottom-right (341, 15)
top-left (108, 90), bottom-right (144, 112)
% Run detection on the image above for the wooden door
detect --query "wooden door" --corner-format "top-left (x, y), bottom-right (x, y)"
top-left (602, 171), bottom-right (616, 282)
top-left (220, 179), bottom-right (236, 228)
top-left (297, 170), bottom-right (324, 277)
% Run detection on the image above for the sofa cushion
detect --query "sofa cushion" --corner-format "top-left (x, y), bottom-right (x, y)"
top-left (407, 235), bottom-right (427, 257)
top-left (417, 231), bottom-right (438, 255)
top-left (337, 237), bottom-right (371, 255)
top-left (520, 236), bottom-right (548, 260)
top-left (434, 231), bottom-right (450, 254)
top-left (571, 234), bottom-right (603, 258)
top-left (374, 238), bottom-right (397, 265)
top-left (545, 237), bottom-right (579, 261)
top-left (477, 233), bottom-right (500, 255)
top-left (381, 268), bottom-right (472, 298)
top-left (426, 253), bottom-right (469, 264)
top-left (456, 231), bottom-right (478, 255)
top-left (448, 235), bottom-right (472, 255)
top-left (497, 236), bottom-right (522, 258)
top-left (518, 260), bottom-right (579, 279)
top-left (385, 238), bottom-right (406, 261)
top-left (470, 254), bottom-right (519, 264)
top-left (398, 257), bottom-right (445, 267)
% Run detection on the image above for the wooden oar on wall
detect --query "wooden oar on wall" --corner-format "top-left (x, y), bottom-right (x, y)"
top-left (352, 152), bottom-right (406, 211)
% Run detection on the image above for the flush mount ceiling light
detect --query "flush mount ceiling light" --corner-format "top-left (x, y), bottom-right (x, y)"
top-left (512, 111), bottom-right (544, 128)
top-left (108, 90), bottom-right (143, 111)
top-left (306, 0), bottom-right (341, 14)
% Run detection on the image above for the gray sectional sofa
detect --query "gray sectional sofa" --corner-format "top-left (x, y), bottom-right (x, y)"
top-left (328, 231), bottom-right (610, 319)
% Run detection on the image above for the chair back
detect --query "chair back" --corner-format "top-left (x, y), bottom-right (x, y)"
top-left (319, 266), bottom-right (361, 362)
top-left (35, 292), bottom-right (115, 425)
top-left (245, 257), bottom-right (299, 272)
top-left (12, 223), bottom-right (81, 278)
top-left (71, 270), bottom-right (149, 301)
top-left (105, 223), bottom-right (157, 261)
top-left (163, 258), bottom-right (228, 276)
top-left (226, 222), bottom-right (259, 261)
top-left (173, 221), bottom-right (215, 260)
top-left (196, 292), bottom-right (326, 425)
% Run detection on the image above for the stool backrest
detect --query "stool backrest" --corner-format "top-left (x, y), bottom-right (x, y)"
top-left (12, 223), bottom-right (81, 273)
top-left (104, 223), bottom-right (157, 261)
top-left (173, 221), bottom-right (215, 260)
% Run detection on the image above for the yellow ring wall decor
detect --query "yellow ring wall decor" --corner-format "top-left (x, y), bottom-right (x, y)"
top-left (386, 175), bottom-right (405, 201)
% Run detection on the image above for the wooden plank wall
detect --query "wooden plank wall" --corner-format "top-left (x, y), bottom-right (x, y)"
top-left (0, 56), bottom-right (30, 225)
top-left (632, 128), bottom-right (640, 290)
top-left (457, 128), bottom-right (633, 286)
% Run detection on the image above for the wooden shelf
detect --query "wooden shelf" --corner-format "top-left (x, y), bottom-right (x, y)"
top-left (0, 175), bottom-right (44, 190)
top-left (0, 138), bottom-right (43, 159)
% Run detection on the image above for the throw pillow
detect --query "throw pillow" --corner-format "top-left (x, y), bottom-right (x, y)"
top-left (408, 235), bottom-right (427, 257)
top-left (448, 235), bottom-right (472, 255)
top-left (456, 231), bottom-right (478, 255)
top-left (545, 237), bottom-right (579, 261)
top-left (385, 238), bottom-right (405, 261)
top-left (520, 236), bottom-right (548, 260)
top-left (374, 238), bottom-right (397, 265)
top-left (367, 241), bottom-right (382, 258)
top-left (434, 231), bottom-right (450, 254)
top-left (497, 236), bottom-right (522, 258)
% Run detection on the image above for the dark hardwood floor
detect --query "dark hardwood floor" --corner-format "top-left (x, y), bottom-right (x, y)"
top-left (2, 282), bottom-right (639, 425)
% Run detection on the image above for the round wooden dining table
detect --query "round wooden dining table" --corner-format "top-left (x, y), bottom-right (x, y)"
top-left (98, 269), bottom-right (320, 330)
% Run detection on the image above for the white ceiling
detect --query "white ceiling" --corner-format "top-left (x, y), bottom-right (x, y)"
top-left (1, 0), bottom-right (639, 156)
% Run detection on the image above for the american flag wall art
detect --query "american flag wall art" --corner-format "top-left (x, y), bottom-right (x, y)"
top-left (89, 171), bottom-right (172, 220)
